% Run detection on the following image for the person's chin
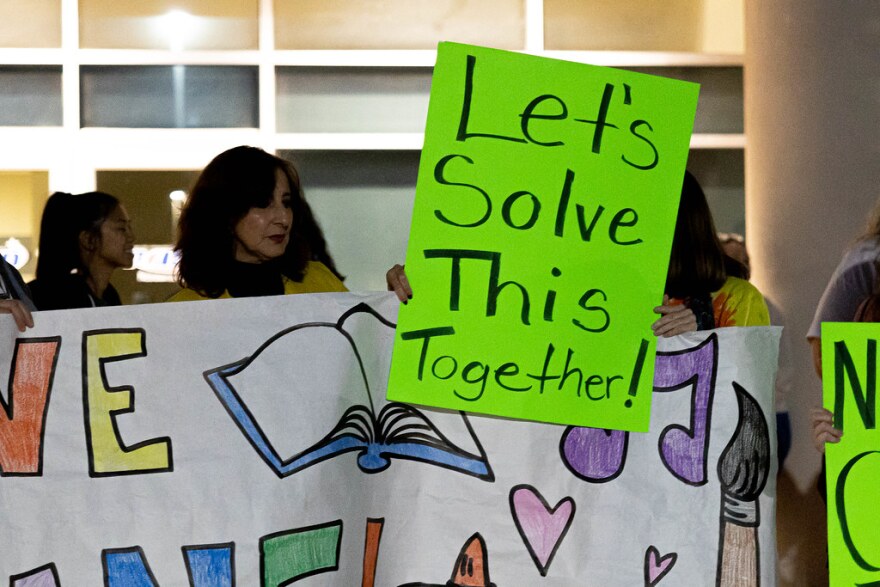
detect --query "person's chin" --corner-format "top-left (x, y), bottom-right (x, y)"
top-left (267, 243), bottom-right (287, 259)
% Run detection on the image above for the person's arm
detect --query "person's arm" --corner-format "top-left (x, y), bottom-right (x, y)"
top-left (0, 299), bottom-right (34, 332)
top-left (809, 336), bottom-right (822, 377)
top-left (0, 259), bottom-right (35, 331)
top-left (810, 407), bottom-right (842, 454)
top-left (386, 264), bottom-right (412, 303)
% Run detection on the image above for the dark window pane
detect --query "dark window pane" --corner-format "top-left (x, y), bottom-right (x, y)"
top-left (81, 65), bottom-right (258, 128)
top-left (0, 67), bottom-right (62, 126)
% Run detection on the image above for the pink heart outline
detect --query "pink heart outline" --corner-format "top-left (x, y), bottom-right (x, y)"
top-left (644, 545), bottom-right (678, 586)
top-left (509, 484), bottom-right (576, 577)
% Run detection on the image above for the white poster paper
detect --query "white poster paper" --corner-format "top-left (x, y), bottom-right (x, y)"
top-left (0, 292), bottom-right (779, 586)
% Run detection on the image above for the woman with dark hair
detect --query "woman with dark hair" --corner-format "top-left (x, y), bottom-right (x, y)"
top-left (651, 170), bottom-right (769, 336)
top-left (169, 146), bottom-right (346, 301)
top-left (28, 191), bottom-right (134, 310)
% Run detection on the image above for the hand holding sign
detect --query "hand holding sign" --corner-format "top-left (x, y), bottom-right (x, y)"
top-left (810, 406), bottom-right (842, 453)
top-left (386, 263), bottom-right (412, 303)
top-left (0, 299), bottom-right (34, 332)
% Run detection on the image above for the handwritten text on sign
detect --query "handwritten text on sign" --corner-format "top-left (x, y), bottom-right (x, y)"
top-left (388, 43), bottom-right (700, 431)
top-left (822, 322), bottom-right (880, 586)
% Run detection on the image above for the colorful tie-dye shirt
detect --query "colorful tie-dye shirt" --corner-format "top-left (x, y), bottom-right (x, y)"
top-left (711, 276), bottom-right (770, 327)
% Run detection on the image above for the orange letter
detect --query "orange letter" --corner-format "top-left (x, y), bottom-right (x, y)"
top-left (0, 337), bottom-right (61, 475)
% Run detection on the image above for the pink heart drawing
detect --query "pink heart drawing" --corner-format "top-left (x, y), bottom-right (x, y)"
top-left (644, 545), bottom-right (678, 586)
top-left (509, 485), bottom-right (576, 576)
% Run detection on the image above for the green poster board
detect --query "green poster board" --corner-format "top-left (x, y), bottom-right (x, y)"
top-left (822, 322), bottom-right (880, 585)
top-left (387, 43), bottom-right (699, 431)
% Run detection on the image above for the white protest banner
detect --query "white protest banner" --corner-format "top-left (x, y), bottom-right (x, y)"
top-left (0, 293), bottom-right (778, 585)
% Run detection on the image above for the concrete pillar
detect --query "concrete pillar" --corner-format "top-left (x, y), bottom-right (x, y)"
top-left (744, 2), bottom-right (880, 584)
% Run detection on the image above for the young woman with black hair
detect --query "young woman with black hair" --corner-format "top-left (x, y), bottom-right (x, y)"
top-left (28, 191), bottom-right (134, 310)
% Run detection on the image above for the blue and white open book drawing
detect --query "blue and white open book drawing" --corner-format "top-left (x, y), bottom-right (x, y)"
top-left (204, 302), bottom-right (494, 480)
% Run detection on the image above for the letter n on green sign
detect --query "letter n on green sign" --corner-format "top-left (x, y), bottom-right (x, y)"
top-left (821, 323), bottom-right (880, 586)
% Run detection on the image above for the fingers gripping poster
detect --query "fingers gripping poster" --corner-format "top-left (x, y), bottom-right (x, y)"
top-left (0, 293), bottom-right (778, 585)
